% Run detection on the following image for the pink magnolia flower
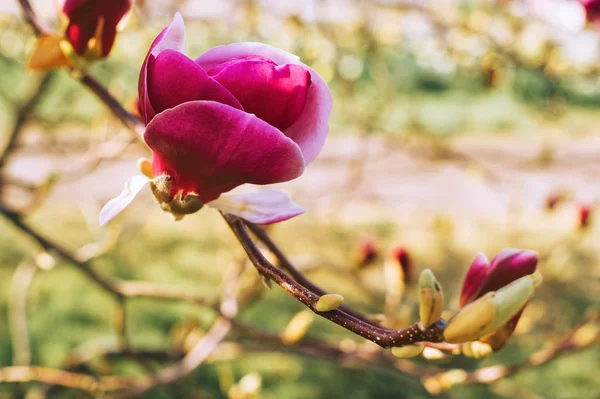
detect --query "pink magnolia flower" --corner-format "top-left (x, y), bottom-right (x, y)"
top-left (100, 13), bottom-right (332, 226)
top-left (459, 249), bottom-right (538, 350)
top-left (63, 0), bottom-right (132, 57)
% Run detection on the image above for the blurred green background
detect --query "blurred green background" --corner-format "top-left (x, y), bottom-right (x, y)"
top-left (0, 0), bottom-right (599, 398)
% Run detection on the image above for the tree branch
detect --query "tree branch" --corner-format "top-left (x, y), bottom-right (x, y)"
top-left (0, 73), bottom-right (53, 169)
top-left (223, 214), bottom-right (447, 348)
top-left (245, 221), bottom-right (376, 323)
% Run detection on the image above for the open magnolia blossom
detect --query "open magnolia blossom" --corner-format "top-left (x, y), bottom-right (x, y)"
top-left (100, 13), bottom-right (332, 226)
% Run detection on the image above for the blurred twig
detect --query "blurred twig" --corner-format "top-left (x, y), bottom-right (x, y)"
top-left (8, 260), bottom-right (36, 366)
top-left (0, 365), bottom-right (134, 391)
top-left (111, 258), bottom-right (243, 398)
top-left (0, 203), bottom-right (123, 297)
top-left (0, 72), bottom-right (52, 169)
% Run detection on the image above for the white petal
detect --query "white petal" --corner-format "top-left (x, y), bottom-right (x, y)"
top-left (151, 12), bottom-right (186, 57)
top-left (208, 189), bottom-right (306, 225)
top-left (99, 175), bottom-right (151, 226)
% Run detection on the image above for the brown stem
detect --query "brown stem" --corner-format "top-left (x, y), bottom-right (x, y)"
top-left (78, 74), bottom-right (145, 137)
top-left (245, 221), bottom-right (376, 323)
top-left (16, 0), bottom-right (50, 35)
top-left (224, 214), bottom-right (446, 348)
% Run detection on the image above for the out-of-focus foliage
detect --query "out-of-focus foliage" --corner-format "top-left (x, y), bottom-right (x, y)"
top-left (3, 0), bottom-right (600, 138)
top-left (0, 1), bottom-right (599, 398)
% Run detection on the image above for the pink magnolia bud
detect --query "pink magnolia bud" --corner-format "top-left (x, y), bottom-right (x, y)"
top-left (578, 205), bottom-right (592, 229)
top-left (581, 0), bottom-right (600, 22)
top-left (391, 246), bottom-right (412, 283)
top-left (458, 249), bottom-right (538, 350)
top-left (545, 191), bottom-right (563, 211)
top-left (63, 0), bottom-right (132, 57)
top-left (357, 237), bottom-right (378, 268)
top-left (139, 14), bottom-right (332, 204)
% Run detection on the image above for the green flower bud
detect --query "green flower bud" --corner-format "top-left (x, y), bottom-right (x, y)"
top-left (419, 269), bottom-right (444, 327)
top-left (443, 292), bottom-right (496, 343)
top-left (444, 272), bottom-right (542, 344)
top-left (281, 310), bottom-right (314, 344)
top-left (489, 272), bottom-right (541, 332)
top-left (314, 294), bottom-right (344, 312)
top-left (391, 344), bottom-right (424, 358)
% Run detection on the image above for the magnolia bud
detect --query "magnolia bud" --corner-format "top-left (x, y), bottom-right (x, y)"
top-left (461, 341), bottom-right (493, 359)
top-left (419, 269), bottom-right (444, 327)
top-left (281, 310), bottom-right (314, 344)
top-left (578, 205), bottom-right (592, 229)
top-left (443, 292), bottom-right (496, 343)
top-left (314, 294), bottom-right (344, 312)
top-left (391, 344), bottom-right (424, 358)
top-left (444, 272), bottom-right (542, 343)
top-left (357, 237), bottom-right (378, 268)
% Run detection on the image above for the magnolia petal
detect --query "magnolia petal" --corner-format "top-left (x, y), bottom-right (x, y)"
top-left (195, 42), bottom-right (332, 165)
top-left (139, 12), bottom-right (186, 124)
top-left (149, 12), bottom-right (186, 57)
top-left (63, 0), bottom-right (132, 57)
top-left (210, 57), bottom-right (311, 132)
top-left (147, 49), bottom-right (242, 114)
top-left (208, 189), bottom-right (306, 224)
top-left (145, 101), bottom-right (305, 203)
top-left (477, 249), bottom-right (538, 296)
top-left (459, 252), bottom-right (490, 307)
top-left (99, 175), bottom-right (150, 226)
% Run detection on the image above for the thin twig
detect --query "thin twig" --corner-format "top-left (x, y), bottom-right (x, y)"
top-left (245, 221), bottom-right (376, 323)
top-left (0, 73), bottom-right (53, 169)
top-left (0, 366), bottom-right (134, 392)
top-left (0, 204), bottom-right (122, 298)
top-left (111, 261), bottom-right (243, 398)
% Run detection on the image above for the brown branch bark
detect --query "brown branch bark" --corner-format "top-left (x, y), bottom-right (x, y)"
top-left (224, 214), bottom-right (447, 348)
top-left (245, 221), bottom-right (377, 323)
